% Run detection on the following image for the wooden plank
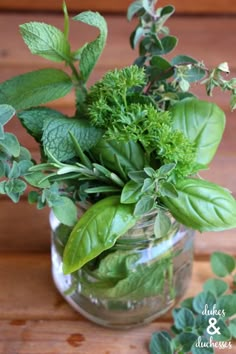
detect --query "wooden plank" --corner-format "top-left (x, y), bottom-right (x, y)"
top-left (1, 0), bottom-right (236, 14)
top-left (1, 15), bottom-right (236, 70)
top-left (0, 253), bottom-right (224, 321)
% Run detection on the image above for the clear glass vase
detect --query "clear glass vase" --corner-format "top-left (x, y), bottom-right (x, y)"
top-left (50, 209), bottom-right (194, 329)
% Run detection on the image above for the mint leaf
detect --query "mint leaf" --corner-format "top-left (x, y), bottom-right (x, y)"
top-left (19, 22), bottom-right (71, 63)
top-left (43, 117), bottom-right (103, 161)
top-left (18, 107), bottom-right (66, 141)
top-left (210, 252), bottom-right (235, 277)
top-left (73, 11), bottom-right (107, 81)
top-left (0, 69), bottom-right (73, 111)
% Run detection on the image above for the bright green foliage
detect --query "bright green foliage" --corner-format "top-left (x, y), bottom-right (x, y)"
top-left (150, 251), bottom-right (236, 354)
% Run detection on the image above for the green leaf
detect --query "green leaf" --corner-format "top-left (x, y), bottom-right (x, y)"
top-left (154, 211), bottom-right (171, 239)
top-left (177, 332), bottom-right (198, 352)
top-left (173, 308), bottom-right (195, 330)
top-left (212, 319), bottom-right (232, 341)
top-left (19, 21), bottom-right (71, 62)
top-left (43, 118), bottom-right (103, 161)
top-left (180, 297), bottom-right (194, 311)
top-left (228, 318), bottom-right (236, 338)
top-left (24, 171), bottom-right (50, 188)
top-left (203, 279), bottom-right (228, 297)
top-left (120, 180), bottom-right (142, 204)
top-left (210, 252), bottom-right (235, 277)
top-left (92, 250), bottom-right (140, 281)
top-left (81, 257), bottom-right (169, 300)
top-left (127, 0), bottom-right (143, 21)
top-left (171, 55), bottom-right (206, 82)
top-left (63, 1), bottom-right (69, 39)
top-left (134, 195), bottom-right (155, 216)
top-left (216, 294), bottom-right (236, 318)
top-left (52, 196), bottom-right (77, 227)
top-left (171, 98), bottom-right (225, 165)
top-left (92, 139), bottom-right (146, 177)
top-left (0, 69), bottom-right (73, 111)
top-left (162, 178), bottom-right (236, 231)
top-left (149, 331), bottom-right (173, 354)
top-left (153, 36), bottom-right (178, 55)
top-left (193, 291), bottom-right (216, 314)
top-left (74, 11), bottom-right (107, 81)
top-left (63, 196), bottom-right (137, 274)
top-left (191, 338), bottom-right (214, 354)
top-left (149, 56), bottom-right (174, 80)
top-left (18, 107), bottom-right (66, 141)
top-left (0, 104), bottom-right (15, 126)
top-left (0, 133), bottom-right (20, 157)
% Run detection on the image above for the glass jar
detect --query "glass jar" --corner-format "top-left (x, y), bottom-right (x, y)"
top-left (50, 209), bottom-right (194, 329)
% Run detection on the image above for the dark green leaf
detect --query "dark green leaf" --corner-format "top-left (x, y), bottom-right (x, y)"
top-left (149, 56), bottom-right (174, 80)
top-left (212, 319), bottom-right (232, 341)
top-left (171, 55), bottom-right (206, 82)
top-left (191, 338), bottom-right (214, 354)
top-left (153, 36), bottom-right (178, 55)
top-left (177, 332), bottom-right (198, 352)
top-left (19, 21), bottom-right (71, 62)
top-left (92, 139), bottom-right (146, 177)
top-left (162, 178), bottom-right (236, 231)
top-left (74, 11), bottom-right (107, 81)
top-left (0, 69), bottom-right (73, 111)
top-left (43, 118), bottom-right (103, 161)
top-left (149, 331), bottom-right (173, 354)
top-left (180, 297), bottom-right (194, 311)
top-left (210, 252), bottom-right (235, 277)
top-left (63, 196), bottom-right (137, 274)
top-left (171, 98), bottom-right (225, 165)
top-left (203, 279), bottom-right (228, 297)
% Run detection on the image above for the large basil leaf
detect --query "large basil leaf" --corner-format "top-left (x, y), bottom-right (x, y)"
top-left (171, 98), bottom-right (225, 165)
top-left (162, 178), bottom-right (236, 231)
top-left (73, 11), bottom-right (107, 82)
top-left (0, 69), bottom-right (73, 111)
top-left (63, 196), bottom-right (137, 274)
top-left (91, 139), bottom-right (147, 178)
top-left (43, 117), bottom-right (103, 161)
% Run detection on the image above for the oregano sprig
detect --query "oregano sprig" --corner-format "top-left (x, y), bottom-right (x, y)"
top-left (149, 251), bottom-right (236, 354)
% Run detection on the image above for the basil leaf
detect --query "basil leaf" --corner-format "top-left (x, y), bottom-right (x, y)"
top-left (43, 117), bottom-right (103, 161)
top-left (162, 178), bottom-right (236, 231)
top-left (92, 139), bottom-right (147, 178)
top-left (19, 22), bottom-right (71, 62)
top-left (73, 11), bottom-right (107, 81)
top-left (63, 196), bottom-right (137, 274)
top-left (0, 69), bottom-right (73, 111)
top-left (171, 98), bottom-right (225, 165)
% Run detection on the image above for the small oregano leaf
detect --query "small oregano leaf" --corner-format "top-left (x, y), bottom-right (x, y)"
top-left (193, 291), bottom-right (216, 314)
top-left (154, 210), bottom-right (171, 239)
top-left (52, 196), bottom-right (77, 227)
top-left (210, 252), bottom-right (235, 277)
top-left (0, 104), bottom-right (15, 126)
top-left (149, 331), bottom-right (173, 354)
top-left (173, 308), bottom-right (195, 330)
top-left (203, 278), bottom-right (228, 297)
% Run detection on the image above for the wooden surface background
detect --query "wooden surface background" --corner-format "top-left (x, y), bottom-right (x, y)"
top-left (0, 4), bottom-right (236, 353)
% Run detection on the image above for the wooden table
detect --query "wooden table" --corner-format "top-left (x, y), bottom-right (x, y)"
top-left (0, 11), bottom-right (236, 353)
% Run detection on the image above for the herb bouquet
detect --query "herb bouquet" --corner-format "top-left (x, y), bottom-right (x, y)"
top-left (1, 0), bottom-right (236, 328)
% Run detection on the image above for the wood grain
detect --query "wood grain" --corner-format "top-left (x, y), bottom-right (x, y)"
top-left (1, 0), bottom-right (236, 14)
top-left (0, 11), bottom-right (236, 354)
